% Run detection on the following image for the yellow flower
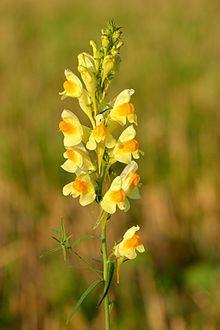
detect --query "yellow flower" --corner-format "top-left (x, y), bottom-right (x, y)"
top-left (61, 144), bottom-right (94, 174)
top-left (86, 114), bottom-right (116, 150)
top-left (114, 225), bottom-right (145, 259)
top-left (59, 110), bottom-right (83, 147)
top-left (109, 89), bottom-right (137, 126)
top-left (100, 176), bottom-right (130, 214)
top-left (63, 174), bottom-right (96, 206)
top-left (113, 225), bottom-right (145, 283)
top-left (121, 161), bottom-right (141, 199)
top-left (59, 69), bottom-right (83, 99)
top-left (112, 125), bottom-right (140, 164)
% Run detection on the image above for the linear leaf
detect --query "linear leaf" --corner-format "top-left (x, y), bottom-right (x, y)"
top-left (73, 235), bottom-right (96, 247)
top-left (50, 227), bottom-right (61, 237)
top-left (97, 262), bottom-right (115, 307)
top-left (67, 279), bottom-right (103, 323)
top-left (39, 247), bottom-right (61, 258)
top-left (73, 251), bottom-right (103, 277)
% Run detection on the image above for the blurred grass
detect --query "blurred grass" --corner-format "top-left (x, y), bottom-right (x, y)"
top-left (0, 0), bottom-right (220, 329)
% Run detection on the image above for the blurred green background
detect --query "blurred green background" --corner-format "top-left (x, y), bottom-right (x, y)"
top-left (1, 0), bottom-right (220, 329)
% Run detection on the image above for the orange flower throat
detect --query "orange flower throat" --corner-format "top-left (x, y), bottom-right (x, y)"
top-left (66, 149), bottom-right (76, 161)
top-left (110, 189), bottom-right (126, 203)
top-left (115, 102), bottom-right (135, 116)
top-left (121, 139), bottom-right (139, 152)
top-left (130, 172), bottom-right (140, 187)
top-left (124, 234), bottom-right (141, 249)
top-left (63, 80), bottom-right (77, 94)
top-left (93, 124), bottom-right (107, 139)
top-left (59, 120), bottom-right (76, 134)
top-left (72, 179), bottom-right (89, 194)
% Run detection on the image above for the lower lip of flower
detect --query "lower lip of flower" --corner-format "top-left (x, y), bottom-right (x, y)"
top-left (130, 172), bottom-right (140, 187)
top-left (93, 124), bottom-right (107, 139)
top-left (59, 120), bottom-right (76, 134)
top-left (115, 102), bottom-right (135, 116)
top-left (110, 189), bottom-right (126, 203)
top-left (72, 179), bottom-right (89, 194)
top-left (121, 139), bottom-right (139, 152)
top-left (124, 234), bottom-right (141, 249)
top-left (66, 149), bottom-right (76, 161)
top-left (63, 80), bottom-right (77, 94)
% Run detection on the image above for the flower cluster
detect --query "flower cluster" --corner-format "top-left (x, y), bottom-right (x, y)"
top-left (58, 22), bottom-right (145, 284)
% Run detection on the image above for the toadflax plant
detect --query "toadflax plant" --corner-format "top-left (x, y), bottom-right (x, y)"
top-left (54, 21), bottom-right (145, 329)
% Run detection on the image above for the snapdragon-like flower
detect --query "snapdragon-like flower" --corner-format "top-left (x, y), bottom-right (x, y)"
top-left (100, 176), bottom-right (130, 214)
top-left (121, 160), bottom-right (141, 199)
top-left (114, 225), bottom-right (145, 260)
top-left (109, 89), bottom-right (137, 126)
top-left (63, 174), bottom-right (96, 206)
top-left (86, 114), bottom-right (116, 150)
top-left (61, 144), bottom-right (94, 174)
top-left (114, 225), bottom-right (145, 283)
top-left (59, 110), bottom-right (83, 147)
top-left (59, 69), bottom-right (83, 99)
top-left (101, 161), bottom-right (141, 214)
top-left (112, 125), bottom-right (140, 164)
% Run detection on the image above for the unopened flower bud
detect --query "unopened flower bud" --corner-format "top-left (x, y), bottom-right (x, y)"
top-left (101, 35), bottom-right (109, 49)
top-left (78, 52), bottom-right (95, 72)
top-left (116, 41), bottom-right (123, 49)
top-left (78, 65), bottom-right (96, 93)
top-left (102, 55), bottom-right (115, 81)
top-left (112, 30), bottom-right (122, 42)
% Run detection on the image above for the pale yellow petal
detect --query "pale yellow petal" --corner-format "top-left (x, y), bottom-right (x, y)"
top-left (101, 197), bottom-right (116, 214)
top-left (113, 89), bottom-right (135, 108)
top-left (61, 159), bottom-right (78, 173)
top-left (105, 133), bottom-right (116, 148)
top-left (79, 191), bottom-right (96, 206)
top-left (119, 125), bottom-right (136, 142)
top-left (123, 225), bottom-right (140, 240)
top-left (124, 248), bottom-right (137, 259)
top-left (63, 182), bottom-right (74, 196)
top-left (86, 135), bottom-right (97, 150)
top-left (136, 244), bottom-right (145, 253)
top-left (113, 148), bottom-right (132, 164)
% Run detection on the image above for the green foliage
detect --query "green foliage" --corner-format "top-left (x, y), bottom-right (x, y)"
top-left (67, 279), bottom-right (103, 323)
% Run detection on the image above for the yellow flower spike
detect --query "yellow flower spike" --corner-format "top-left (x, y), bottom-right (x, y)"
top-left (109, 89), bottom-right (137, 126)
top-left (121, 161), bottom-right (141, 199)
top-left (59, 69), bottom-right (83, 99)
top-left (61, 144), bottom-right (95, 174)
top-left (114, 225), bottom-right (145, 260)
top-left (63, 174), bottom-right (96, 206)
top-left (100, 176), bottom-right (130, 214)
top-left (112, 125), bottom-right (140, 164)
top-left (86, 114), bottom-right (116, 151)
top-left (59, 110), bottom-right (83, 147)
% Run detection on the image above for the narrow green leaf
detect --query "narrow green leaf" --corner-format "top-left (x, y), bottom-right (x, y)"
top-left (73, 235), bottom-right (97, 247)
top-left (67, 279), bottom-right (103, 323)
top-left (50, 227), bottom-right (61, 237)
top-left (51, 236), bottom-right (61, 243)
top-left (92, 258), bottom-right (102, 264)
top-left (39, 247), bottom-right (61, 258)
top-left (73, 251), bottom-right (103, 277)
top-left (97, 262), bottom-right (115, 307)
top-left (60, 219), bottom-right (65, 240)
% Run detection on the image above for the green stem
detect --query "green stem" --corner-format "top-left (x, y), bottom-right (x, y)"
top-left (101, 211), bottom-right (110, 330)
